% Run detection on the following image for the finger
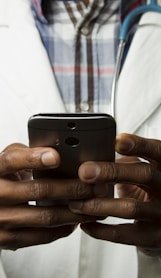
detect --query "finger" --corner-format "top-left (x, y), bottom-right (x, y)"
top-left (0, 146), bottom-right (60, 176)
top-left (80, 222), bottom-right (161, 248)
top-left (78, 161), bottom-right (161, 194)
top-left (3, 143), bottom-right (28, 152)
top-left (0, 206), bottom-right (97, 229)
top-left (0, 225), bottom-right (75, 250)
top-left (69, 198), bottom-right (161, 222)
top-left (116, 183), bottom-right (148, 201)
top-left (0, 178), bottom-right (100, 205)
top-left (116, 156), bottom-right (139, 163)
top-left (116, 133), bottom-right (161, 163)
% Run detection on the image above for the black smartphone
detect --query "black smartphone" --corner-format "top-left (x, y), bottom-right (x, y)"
top-left (28, 113), bottom-right (116, 179)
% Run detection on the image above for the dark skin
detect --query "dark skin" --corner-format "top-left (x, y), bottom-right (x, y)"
top-left (70, 133), bottom-right (161, 254)
top-left (0, 144), bottom-right (105, 250)
top-left (1, 133), bottom-right (161, 254)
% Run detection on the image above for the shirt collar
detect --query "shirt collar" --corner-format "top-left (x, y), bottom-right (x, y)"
top-left (120, 0), bottom-right (145, 22)
top-left (32, 0), bottom-right (144, 24)
top-left (32, 0), bottom-right (129, 21)
top-left (31, 0), bottom-right (47, 23)
top-left (35, 0), bottom-right (42, 5)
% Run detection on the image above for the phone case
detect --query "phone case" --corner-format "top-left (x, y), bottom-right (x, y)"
top-left (28, 113), bottom-right (116, 178)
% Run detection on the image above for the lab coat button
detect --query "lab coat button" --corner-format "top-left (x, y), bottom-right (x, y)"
top-left (81, 27), bottom-right (90, 36)
top-left (80, 102), bottom-right (90, 112)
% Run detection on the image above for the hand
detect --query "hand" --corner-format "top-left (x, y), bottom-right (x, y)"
top-left (0, 143), bottom-right (102, 250)
top-left (69, 134), bottom-right (161, 255)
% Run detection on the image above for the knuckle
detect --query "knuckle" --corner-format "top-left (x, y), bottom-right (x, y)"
top-left (68, 180), bottom-right (92, 199)
top-left (101, 163), bottom-right (119, 182)
top-left (41, 209), bottom-right (59, 226)
top-left (133, 137), bottom-right (161, 162)
top-left (130, 163), bottom-right (154, 186)
top-left (0, 151), bottom-right (13, 173)
top-left (141, 163), bottom-right (154, 185)
top-left (121, 200), bottom-right (137, 219)
top-left (29, 181), bottom-right (50, 200)
top-left (3, 143), bottom-right (26, 152)
top-left (26, 148), bottom-right (43, 166)
top-left (132, 137), bottom-right (142, 153)
top-left (91, 199), bottom-right (102, 213)
top-left (142, 138), bottom-right (161, 159)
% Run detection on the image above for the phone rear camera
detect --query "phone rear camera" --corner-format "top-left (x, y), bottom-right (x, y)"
top-left (67, 122), bottom-right (76, 130)
top-left (65, 137), bottom-right (79, 147)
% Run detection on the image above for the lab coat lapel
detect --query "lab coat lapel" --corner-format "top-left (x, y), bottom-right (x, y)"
top-left (0, 0), bottom-right (66, 149)
top-left (0, 0), bottom-right (66, 114)
top-left (116, 12), bottom-right (161, 134)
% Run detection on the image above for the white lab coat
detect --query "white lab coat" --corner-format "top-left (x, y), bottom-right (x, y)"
top-left (0, 0), bottom-right (161, 277)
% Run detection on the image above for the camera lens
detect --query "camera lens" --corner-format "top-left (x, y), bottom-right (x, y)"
top-left (67, 122), bottom-right (76, 130)
top-left (65, 137), bottom-right (79, 147)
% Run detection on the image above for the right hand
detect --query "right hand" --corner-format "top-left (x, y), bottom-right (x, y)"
top-left (0, 143), bottom-right (100, 250)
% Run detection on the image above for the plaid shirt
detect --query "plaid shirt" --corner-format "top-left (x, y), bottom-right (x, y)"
top-left (30, 0), bottom-right (145, 113)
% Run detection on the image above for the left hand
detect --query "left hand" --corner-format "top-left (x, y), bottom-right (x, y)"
top-left (69, 134), bottom-right (161, 254)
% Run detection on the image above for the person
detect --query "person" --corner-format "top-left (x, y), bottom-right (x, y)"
top-left (0, 0), bottom-right (161, 277)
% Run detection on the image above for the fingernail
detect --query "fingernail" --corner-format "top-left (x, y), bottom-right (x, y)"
top-left (41, 152), bottom-right (57, 167)
top-left (69, 201), bottom-right (83, 211)
top-left (82, 163), bottom-right (101, 180)
top-left (116, 137), bottom-right (135, 153)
